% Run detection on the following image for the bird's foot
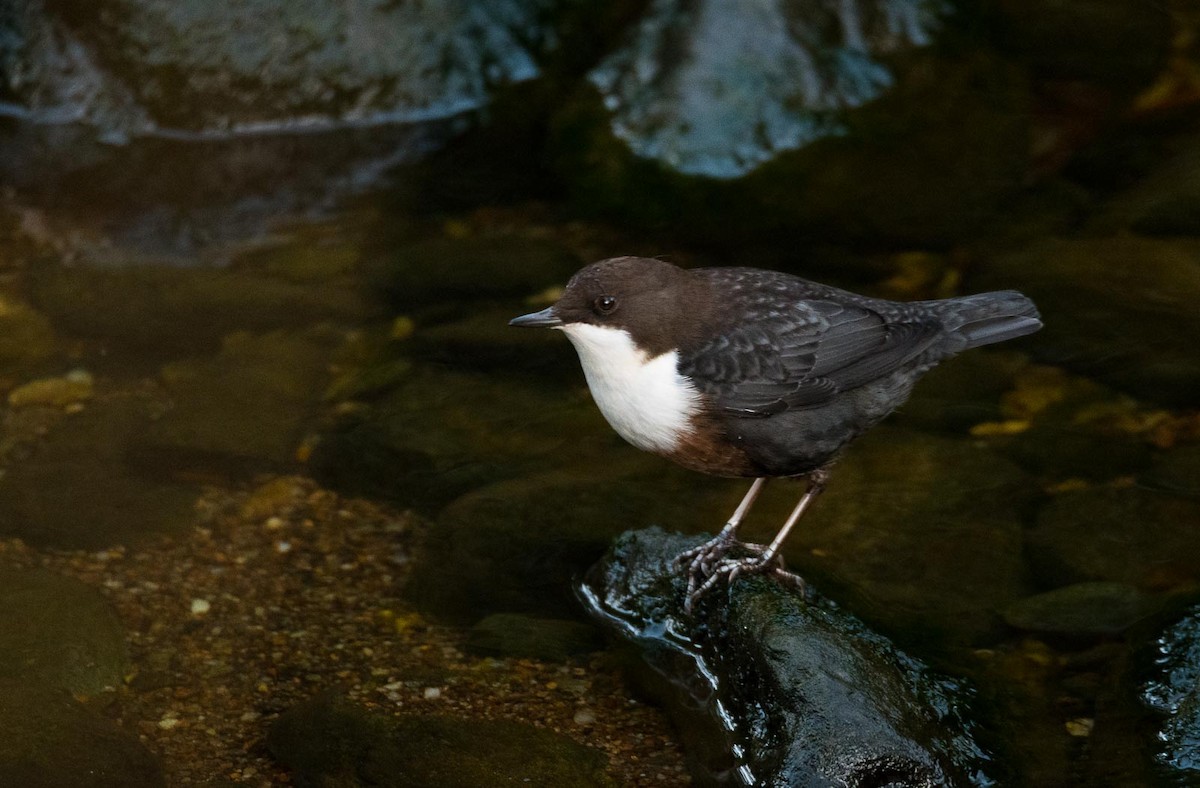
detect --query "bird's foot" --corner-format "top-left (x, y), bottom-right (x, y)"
top-left (683, 549), bottom-right (806, 614)
top-left (672, 530), bottom-right (743, 577)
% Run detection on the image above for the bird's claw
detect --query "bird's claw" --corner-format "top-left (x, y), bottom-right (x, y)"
top-left (681, 549), bottom-right (806, 613)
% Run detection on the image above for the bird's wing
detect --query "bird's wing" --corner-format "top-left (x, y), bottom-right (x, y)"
top-left (679, 299), bottom-right (942, 417)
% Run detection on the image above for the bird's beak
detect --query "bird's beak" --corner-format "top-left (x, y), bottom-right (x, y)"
top-left (509, 306), bottom-right (563, 328)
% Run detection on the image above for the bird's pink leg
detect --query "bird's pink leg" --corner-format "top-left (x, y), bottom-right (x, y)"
top-left (685, 468), bottom-right (829, 612)
top-left (673, 478), bottom-right (767, 592)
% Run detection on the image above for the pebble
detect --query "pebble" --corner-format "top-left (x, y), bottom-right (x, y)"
top-left (574, 709), bottom-right (597, 726)
top-left (423, 687), bottom-right (442, 700)
top-left (190, 598), bottom-right (211, 615)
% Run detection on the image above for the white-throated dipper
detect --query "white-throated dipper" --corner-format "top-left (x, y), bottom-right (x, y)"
top-left (510, 257), bottom-right (1042, 609)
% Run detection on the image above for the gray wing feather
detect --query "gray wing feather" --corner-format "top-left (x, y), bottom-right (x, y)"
top-left (680, 298), bottom-right (942, 416)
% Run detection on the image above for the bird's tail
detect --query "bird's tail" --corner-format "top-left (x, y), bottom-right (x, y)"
top-left (933, 290), bottom-right (1042, 351)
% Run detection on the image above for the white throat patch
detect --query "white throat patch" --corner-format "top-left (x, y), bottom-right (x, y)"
top-left (560, 322), bottom-right (700, 454)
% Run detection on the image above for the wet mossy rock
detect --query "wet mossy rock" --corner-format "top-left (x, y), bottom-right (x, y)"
top-left (0, 681), bottom-right (165, 788)
top-left (368, 235), bottom-right (581, 310)
top-left (268, 692), bottom-right (617, 788)
top-left (1028, 486), bottom-right (1200, 589)
top-left (971, 237), bottom-right (1200, 406)
top-left (583, 528), bottom-right (994, 786)
top-left (0, 568), bottom-right (129, 695)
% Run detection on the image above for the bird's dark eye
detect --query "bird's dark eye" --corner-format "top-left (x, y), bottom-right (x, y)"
top-left (593, 295), bottom-right (618, 315)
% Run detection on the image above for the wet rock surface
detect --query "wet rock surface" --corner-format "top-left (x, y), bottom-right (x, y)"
top-left (268, 691), bottom-right (618, 788)
top-left (587, 0), bottom-right (944, 179)
top-left (0, 568), bottom-right (128, 694)
top-left (0, 680), bottom-right (165, 788)
top-left (6, 0), bottom-right (555, 135)
top-left (582, 527), bottom-right (994, 787)
top-left (1142, 604), bottom-right (1200, 781)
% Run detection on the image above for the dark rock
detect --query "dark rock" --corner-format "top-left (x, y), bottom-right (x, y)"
top-left (970, 237), bottom-right (1200, 406)
top-left (1028, 487), bottom-right (1200, 589)
top-left (366, 235), bottom-right (581, 310)
top-left (0, 680), bottom-right (165, 788)
top-left (268, 691), bottom-right (616, 787)
top-left (1140, 445), bottom-right (1200, 499)
top-left (582, 528), bottom-right (994, 787)
top-left (555, 49), bottom-right (1031, 246)
top-left (407, 453), bottom-right (743, 620)
top-left (466, 613), bottom-right (604, 662)
top-left (995, 0), bottom-right (1169, 92)
top-left (774, 428), bottom-right (1033, 643)
top-left (27, 265), bottom-right (366, 362)
top-left (1142, 605), bottom-right (1200, 781)
top-left (1093, 134), bottom-right (1200, 236)
top-left (1001, 582), bottom-right (1154, 636)
top-left (0, 568), bottom-right (129, 695)
top-left (0, 397), bottom-right (197, 549)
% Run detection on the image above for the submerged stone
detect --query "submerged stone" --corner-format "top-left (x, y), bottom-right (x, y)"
top-left (367, 235), bottom-right (581, 310)
top-left (1028, 487), bottom-right (1200, 589)
top-left (0, 295), bottom-right (57, 375)
top-left (1142, 605), bottom-right (1200, 781)
top-left (1001, 582), bottom-right (1153, 636)
top-left (268, 692), bottom-right (616, 787)
top-left (144, 328), bottom-right (339, 469)
top-left (311, 361), bottom-right (610, 513)
top-left (771, 428), bottom-right (1032, 643)
top-left (466, 613), bottom-right (604, 662)
top-left (892, 349), bottom-right (1028, 432)
top-left (27, 264), bottom-right (367, 361)
top-left (0, 681), bottom-right (164, 788)
top-left (582, 528), bottom-right (994, 786)
top-left (407, 454), bottom-right (743, 621)
top-left (970, 237), bottom-right (1200, 406)
top-left (0, 397), bottom-right (198, 549)
top-left (0, 569), bottom-right (129, 695)
top-left (1140, 445), bottom-right (1200, 499)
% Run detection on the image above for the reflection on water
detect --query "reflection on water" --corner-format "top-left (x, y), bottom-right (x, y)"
top-left (1, 4), bottom-right (1200, 784)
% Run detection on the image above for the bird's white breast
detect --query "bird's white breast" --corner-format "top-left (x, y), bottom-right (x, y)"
top-left (560, 323), bottom-right (701, 454)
